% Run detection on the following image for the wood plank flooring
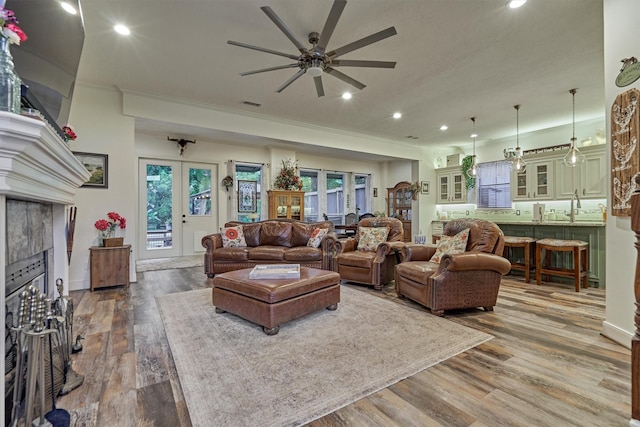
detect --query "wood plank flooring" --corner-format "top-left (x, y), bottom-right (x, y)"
top-left (55, 268), bottom-right (631, 426)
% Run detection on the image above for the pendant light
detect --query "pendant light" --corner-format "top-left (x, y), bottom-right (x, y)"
top-left (470, 117), bottom-right (478, 176)
top-left (563, 88), bottom-right (586, 167)
top-left (511, 104), bottom-right (526, 172)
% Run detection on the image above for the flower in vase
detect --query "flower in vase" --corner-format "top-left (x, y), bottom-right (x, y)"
top-left (0, 8), bottom-right (27, 45)
top-left (95, 211), bottom-right (127, 238)
top-left (62, 124), bottom-right (77, 141)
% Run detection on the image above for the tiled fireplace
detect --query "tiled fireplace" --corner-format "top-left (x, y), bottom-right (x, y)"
top-left (0, 112), bottom-right (90, 422)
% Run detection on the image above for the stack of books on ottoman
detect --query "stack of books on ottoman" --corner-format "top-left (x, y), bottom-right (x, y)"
top-left (249, 264), bottom-right (301, 279)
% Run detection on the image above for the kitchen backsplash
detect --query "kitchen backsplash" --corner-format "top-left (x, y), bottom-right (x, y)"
top-left (436, 199), bottom-right (607, 223)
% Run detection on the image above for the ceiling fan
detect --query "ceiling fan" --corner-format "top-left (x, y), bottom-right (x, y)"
top-left (227, 0), bottom-right (397, 97)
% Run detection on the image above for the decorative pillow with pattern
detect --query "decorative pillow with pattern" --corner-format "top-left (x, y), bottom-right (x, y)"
top-left (307, 227), bottom-right (329, 248)
top-left (429, 228), bottom-right (470, 263)
top-left (220, 226), bottom-right (247, 248)
top-left (357, 227), bottom-right (390, 251)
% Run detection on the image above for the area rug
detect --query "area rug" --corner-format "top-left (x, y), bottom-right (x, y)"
top-left (156, 285), bottom-right (492, 427)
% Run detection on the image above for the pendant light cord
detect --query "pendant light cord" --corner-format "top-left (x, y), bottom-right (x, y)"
top-left (515, 104), bottom-right (521, 149)
top-left (570, 88), bottom-right (577, 146)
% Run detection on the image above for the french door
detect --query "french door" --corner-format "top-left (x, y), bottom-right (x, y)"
top-left (138, 159), bottom-right (218, 259)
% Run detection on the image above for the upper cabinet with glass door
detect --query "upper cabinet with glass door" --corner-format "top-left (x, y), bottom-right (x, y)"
top-left (511, 159), bottom-right (554, 201)
top-left (436, 167), bottom-right (467, 204)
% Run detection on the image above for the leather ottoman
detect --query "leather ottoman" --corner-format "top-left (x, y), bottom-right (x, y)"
top-left (212, 267), bottom-right (340, 335)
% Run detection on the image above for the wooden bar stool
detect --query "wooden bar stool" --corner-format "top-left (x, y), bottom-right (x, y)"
top-left (502, 236), bottom-right (536, 283)
top-left (535, 238), bottom-right (589, 292)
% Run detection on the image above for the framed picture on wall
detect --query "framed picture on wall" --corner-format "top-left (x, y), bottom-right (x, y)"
top-left (73, 152), bottom-right (109, 188)
top-left (421, 181), bottom-right (430, 195)
top-left (238, 180), bottom-right (258, 212)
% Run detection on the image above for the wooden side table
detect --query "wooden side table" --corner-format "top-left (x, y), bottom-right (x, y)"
top-left (89, 245), bottom-right (131, 291)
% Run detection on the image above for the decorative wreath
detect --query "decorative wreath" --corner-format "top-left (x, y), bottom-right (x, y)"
top-left (222, 175), bottom-right (233, 191)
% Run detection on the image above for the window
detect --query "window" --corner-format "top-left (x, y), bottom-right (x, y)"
top-left (301, 169), bottom-right (318, 222)
top-left (326, 172), bottom-right (344, 224)
top-left (355, 174), bottom-right (370, 216)
top-left (476, 160), bottom-right (512, 209)
top-left (235, 163), bottom-right (262, 222)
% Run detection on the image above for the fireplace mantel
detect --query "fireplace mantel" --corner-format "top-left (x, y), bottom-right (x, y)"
top-left (0, 112), bottom-right (90, 203)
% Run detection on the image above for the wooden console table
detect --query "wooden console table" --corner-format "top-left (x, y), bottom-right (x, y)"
top-left (89, 245), bottom-right (131, 291)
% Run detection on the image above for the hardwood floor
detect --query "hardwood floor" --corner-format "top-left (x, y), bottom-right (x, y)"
top-left (56, 268), bottom-right (631, 426)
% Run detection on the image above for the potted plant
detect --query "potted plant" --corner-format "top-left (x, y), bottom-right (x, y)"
top-left (461, 155), bottom-right (476, 190)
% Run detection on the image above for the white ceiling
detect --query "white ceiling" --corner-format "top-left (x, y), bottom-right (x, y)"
top-left (76, 0), bottom-right (605, 155)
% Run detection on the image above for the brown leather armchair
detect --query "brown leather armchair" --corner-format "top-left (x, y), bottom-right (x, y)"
top-left (395, 218), bottom-right (511, 316)
top-left (334, 217), bottom-right (405, 290)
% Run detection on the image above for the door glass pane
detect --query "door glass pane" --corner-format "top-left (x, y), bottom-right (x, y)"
top-left (146, 164), bottom-right (173, 249)
top-left (188, 167), bottom-right (211, 216)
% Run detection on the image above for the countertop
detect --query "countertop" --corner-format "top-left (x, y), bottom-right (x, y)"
top-left (432, 219), bottom-right (605, 227)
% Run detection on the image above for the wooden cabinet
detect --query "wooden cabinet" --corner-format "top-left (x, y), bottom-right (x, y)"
top-left (89, 245), bottom-right (131, 291)
top-left (512, 159), bottom-right (554, 201)
top-left (387, 182), bottom-right (412, 242)
top-left (267, 190), bottom-right (304, 221)
top-left (436, 167), bottom-right (466, 203)
top-left (554, 145), bottom-right (607, 199)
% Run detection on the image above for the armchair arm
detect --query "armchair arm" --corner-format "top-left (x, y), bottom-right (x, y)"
top-left (400, 244), bottom-right (437, 262)
top-left (335, 237), bottom-right (357, 254)
top-left (439, 252), bottom-right (511, 275)
top-left (321, 232), bottom-right (341, 271)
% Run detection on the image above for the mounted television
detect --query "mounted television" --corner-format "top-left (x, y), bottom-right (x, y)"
top-left (6, 0), bottom-right (85, 139)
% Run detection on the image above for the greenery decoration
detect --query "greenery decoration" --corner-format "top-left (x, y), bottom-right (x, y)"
top-left (461, 155), bottom-right (476, 190)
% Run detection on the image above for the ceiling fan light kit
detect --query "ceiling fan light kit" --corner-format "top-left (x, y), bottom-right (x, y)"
top-left (228, 0), bottom-right (397, 97)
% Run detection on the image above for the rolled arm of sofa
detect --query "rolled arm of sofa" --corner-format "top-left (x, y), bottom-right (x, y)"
top-left (321, 232), bottom-right (341, 271)
top-left (439, 252), bottom-right (511, 275)
top-left (201, 233), bottom-right (224, 277)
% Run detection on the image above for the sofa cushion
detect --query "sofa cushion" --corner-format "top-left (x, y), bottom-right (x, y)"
top-left (260, 222), bottom-right (293, 247)
top-left (220, 226), bottom-right (247, 248)
top-left (429, 228), bottom-right (469, 263)
top-left (247, 246), bottom-right (286, 261)
top-left (284, 246), bottom-right (323, 262)
top-left (357, 226), bottom-right (390, 251)
top-left (337, 250), bottom-right (377, 268)
top-left (396, 261), bottom-right (438, 283)
top-left (212, 247), bottom-right (249, 261)
top-left (242, 223), bottom-right (262, 247)
top-left (307, 228), bottom-right (329, 248)
top-left (291, 222), bottom-right (313, 247)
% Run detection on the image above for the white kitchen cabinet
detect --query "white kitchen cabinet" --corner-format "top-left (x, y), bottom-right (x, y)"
top-left (436, 167), bottom-right (467, 204)
top-left (512, 159), bottom-right (554, 201)
top-left (554, 145), bottom-right (606, 199)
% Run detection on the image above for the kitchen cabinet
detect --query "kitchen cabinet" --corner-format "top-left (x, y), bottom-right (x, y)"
top-left (554, 145), bottom-right (607, 199)
top-left (387, 181), bottom-right (412, 242)
top-left (267, 190), bottom-right (304, 221)
top-left (512, 159), bottom-right (554, 201)
top-left (436, 167), bottom-right (467, 204)
top-left (89, 245), bottom-right (131, 292)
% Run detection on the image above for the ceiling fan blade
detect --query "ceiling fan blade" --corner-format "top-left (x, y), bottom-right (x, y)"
top-left (327, 26), bottom-right (397, 59)
top-left (316, 0), bottom-right (347, 52)
top-left (325, 67), bottom-right (366, 90)
top-left (331, 60), bottom-right (396, 68)
top-left (228, 40), bottom-right (300, 60)
top-left (240, 64), bottom-right (300, 76)
top-left (261, 6), bottom-right (309, 54)
top-left (314, 76), bottom-right (325, 97)
top-left (276, 69), bottom-right (307, 93)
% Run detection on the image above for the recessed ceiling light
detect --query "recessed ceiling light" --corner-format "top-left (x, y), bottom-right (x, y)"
top-left (393, 112), bottom-right (402, 119)
top-left (470, 133), bottom-right (478, 138)
top-left (114, 24), bottom-right (131, 36)
top-left (342, 92), bottom-right (352, 100)
top-left (508, 0), bottom-right (527, 8)
top-left (60, 2), bottom-right (77, 14)
top-left (440, 125), bottom-right (448, 131)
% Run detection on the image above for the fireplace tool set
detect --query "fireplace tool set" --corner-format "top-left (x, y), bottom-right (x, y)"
top-left (8, 279), bottom-right (84, 427)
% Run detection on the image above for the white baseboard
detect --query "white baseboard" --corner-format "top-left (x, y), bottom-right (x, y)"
top-left (601, 320), bottom-right (632, 349)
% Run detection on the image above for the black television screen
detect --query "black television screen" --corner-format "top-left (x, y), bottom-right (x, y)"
top-left (6, 0), bottom-right (84, 136)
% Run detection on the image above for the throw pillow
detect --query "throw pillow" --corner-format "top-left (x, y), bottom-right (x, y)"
top-left (307, 227), bottom-right (329, 248)
top-left (357, 227), bottom-right (390, 251)
top-left (429, 228), bottom-right (470, 263)
top-left (220, 226), bottom-right (247, 248)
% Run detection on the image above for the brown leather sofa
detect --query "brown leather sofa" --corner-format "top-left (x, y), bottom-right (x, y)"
top-left (334, 217), bottom-right (405, 290)
top-left (201, 219), bottom-right (339, 277)
top-left (395, 218), bottom-right (511, 316)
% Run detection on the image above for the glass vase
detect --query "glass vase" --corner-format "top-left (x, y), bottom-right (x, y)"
top-left (0, 36), bottom-right (21, 113)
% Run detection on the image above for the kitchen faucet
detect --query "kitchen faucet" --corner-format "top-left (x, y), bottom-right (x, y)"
top-left (570, 189), bottom-right (582, 223)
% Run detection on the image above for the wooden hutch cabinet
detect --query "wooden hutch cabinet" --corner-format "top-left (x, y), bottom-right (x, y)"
top-left (387, 182), bottom-right (412, 242)
top-left (267, 190), bottom-right (304, 221)
top-left (89, 245), bottom-right (131, 292)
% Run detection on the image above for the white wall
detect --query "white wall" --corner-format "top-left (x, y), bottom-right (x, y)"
top-left (66, 85), bottom-right (136, 291)
top-left (602, 0), bottom-right (640, 347)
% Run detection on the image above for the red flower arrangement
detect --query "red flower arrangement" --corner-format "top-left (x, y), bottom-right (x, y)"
top-left (95, 212), bottom-right (126, 237)
top-left (62, 124), bottom-right (77, 141)
top-left (0, 8), bottom-right (27, 45)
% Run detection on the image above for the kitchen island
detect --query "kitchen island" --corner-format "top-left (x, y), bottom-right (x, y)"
top-left (432, 220), bottom-right (605, 288)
